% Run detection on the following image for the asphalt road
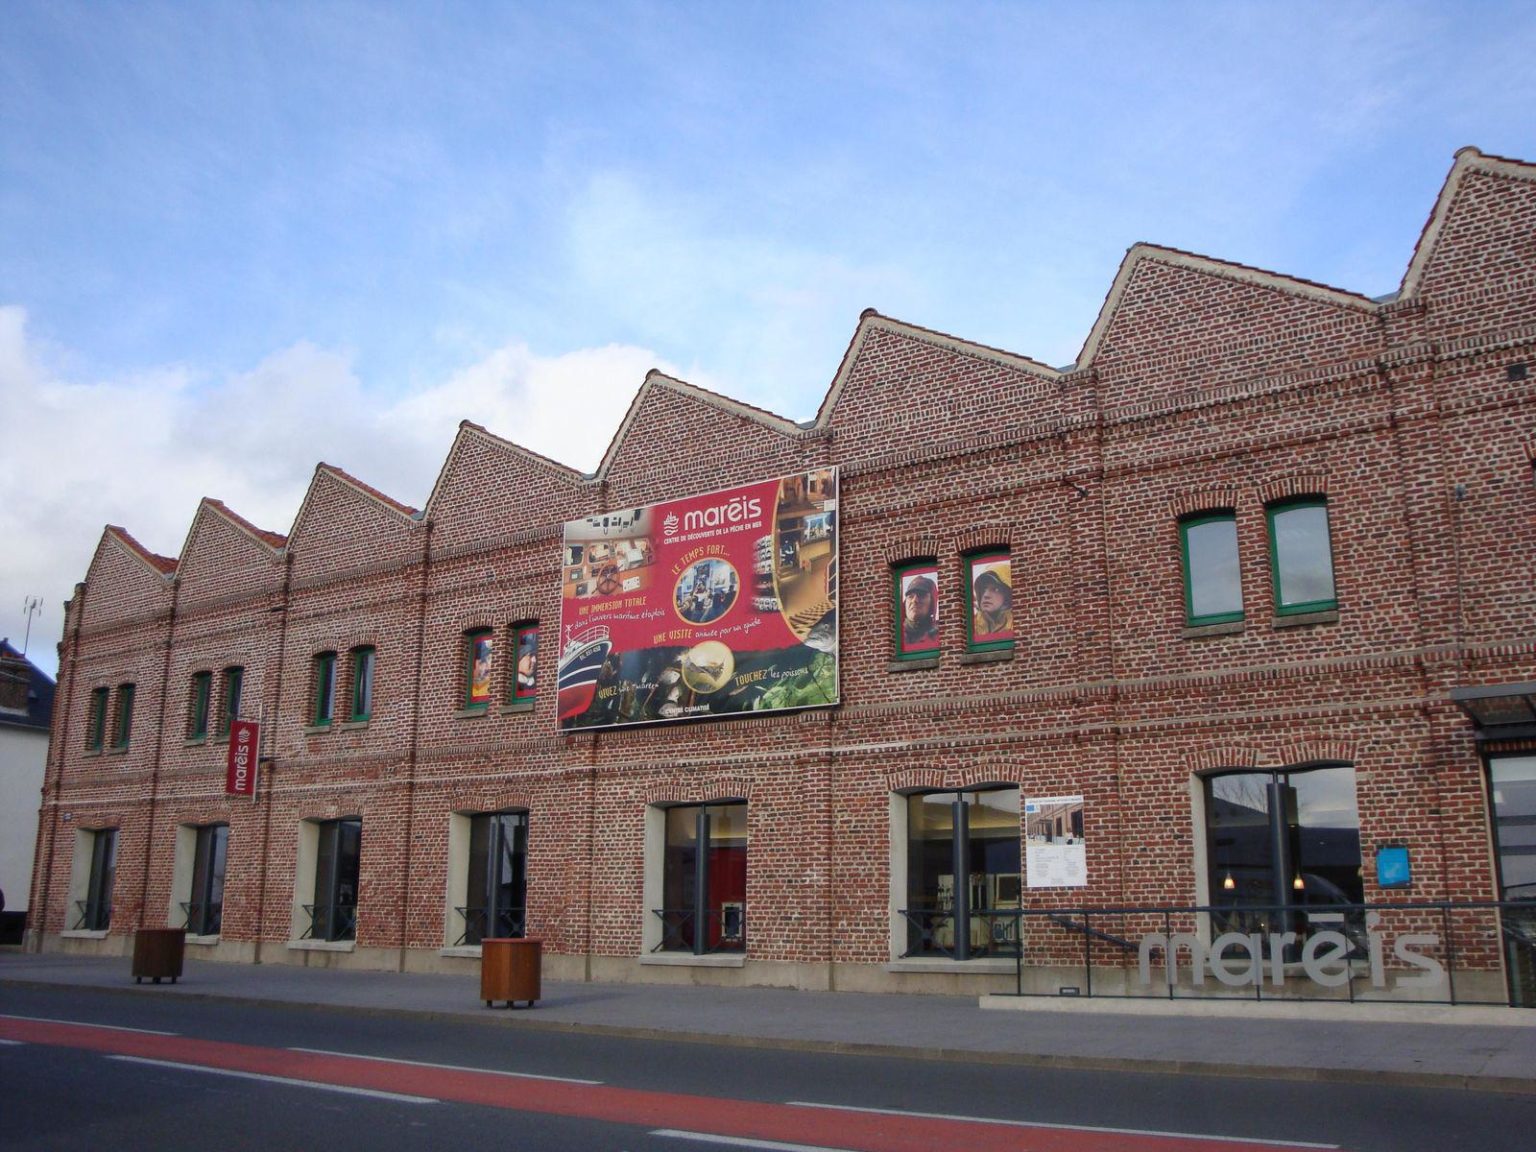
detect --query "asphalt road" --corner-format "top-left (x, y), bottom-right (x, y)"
top-left (2, 986), bottom-right (1532, 1151)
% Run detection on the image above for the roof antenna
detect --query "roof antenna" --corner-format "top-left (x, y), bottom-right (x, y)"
top-left (21, 596), bottom-right (42, 656)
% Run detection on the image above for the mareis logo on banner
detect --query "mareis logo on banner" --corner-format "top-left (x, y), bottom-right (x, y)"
top-left (226, 719), bottom-right (260, 797)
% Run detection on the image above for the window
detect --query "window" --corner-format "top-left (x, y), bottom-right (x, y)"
top-left (111, 683), bottom-right (135, 750)
top-left (217, 665), bottom-right (244, 739)
top-left (306, 817), bottom-right (361, 942)
top-left (312, 652), bottom-right (337, 726)
top-left (464, 628), bottom-right (493, 709)
top-left (1180, 512), bottom-right (1244, 626)
top-left (656, 802), bottom-right (747, 954)
top-left (185, 824), bottom-right (228, 936)
top-left (1488, 756), bottom-right (1536, 1006)
top-left (188, 672), bottom-right (212, 740)
top-left (86, 687), bottom-right (109, 751)
top-left (510, 624), bottom-right (538, 703)
top-left (1267, 498), bottom-right (1336, 615)
top-left (460, 811), bottom-right (528, 944)
top-left (893, 562), bottom-right (940, 658)
top-left (75, 828), bottom-right (117, 931)
top-left (964, 551), bottom-right (1014, 651)
top-left (349, 646), bottom-right (375, 722)
top-left (900, 787), bottom-right (1020, 960)
top-left (1205, 764), bottom-right (1362, 946)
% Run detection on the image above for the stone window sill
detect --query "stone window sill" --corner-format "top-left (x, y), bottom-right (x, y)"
top-left (888, 657), bottom-right (940, 673)
top-left (302, 723), bottom-right (333, 736)
top-left (1182, 620), bottom-right (1245, 639)
top-left (340, 719), bottom-right (370, 731)
top-left (455, 706), bottom-right (490, 720)
top-left (186, 934), bottom-right (220, 947)
top-left (287, 938), bottom-right (355, 953)
top-left (501, 700), bottom-right (536, 715)
top-left (639, 952), bottom-right (745, 968)
top-left (62, 929), bottom-right (110, 940)
top-left (959, 648), bottom-right (1013, 665)
top-left (884, 957), bottom-right (1016, 974)
top-left (1274, 609), bottom-right (1339, 628)
top-left (185, 735), bottom-right (207, 747)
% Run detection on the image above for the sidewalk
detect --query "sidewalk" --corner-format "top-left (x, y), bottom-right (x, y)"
top-left (2, 950), bottom-right (1532, 1094)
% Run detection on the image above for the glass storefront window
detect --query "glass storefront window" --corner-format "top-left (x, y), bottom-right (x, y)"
top-left (904, 787), bottom-right (1020, 960)
top-left (659, 802), bottom-right (747, 954)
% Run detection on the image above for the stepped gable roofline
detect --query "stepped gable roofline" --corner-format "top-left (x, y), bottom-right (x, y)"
top-left (1076, 242), bottom-right (1379, 370)
top-left (815, 309), bottom-right (1060, 426)
top-left (104, 524), bottom-right (178, 578)
top-left (188, 498), bottom-right (288, 556)
top-left (594, 370), bottom-right (805, 478)
top-left (288, 462), bottom-right (421, 549)
top-left (1400, 147), bottom-right (1536, 298)
top-left (423, 420), bottom-right (588, 516)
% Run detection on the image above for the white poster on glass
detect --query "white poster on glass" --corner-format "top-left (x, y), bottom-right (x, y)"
top-left (1024, 795), bottom-right (1086, 888)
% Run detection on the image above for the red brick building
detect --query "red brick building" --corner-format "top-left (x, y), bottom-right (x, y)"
top-left (28, 148), bottom-right (1536, 1004)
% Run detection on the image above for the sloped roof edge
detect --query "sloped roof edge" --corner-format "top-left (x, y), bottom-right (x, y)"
top-left (1400, 147), bottom-right (1536, 299)
top-left (103, 525), bottom-right (178, 578)
top-left (423, 420), bottom-right (589, 517)
top-left (593, 370), bottom-right (807, 478)
top-left (815, 310), bottom-right (1061, 426)
top-left (1076, 243), bottom-right (1380, 370)
top-left (288, 463), bottom-right (421, 549)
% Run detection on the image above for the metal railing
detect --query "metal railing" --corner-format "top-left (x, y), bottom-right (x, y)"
top-left (650, 906), bottom-right (747, 954)
top-left (71, 899), bottom-right (111, 932)
top-left (897, 907), bottom-right (1022, 961)
top-left (180, 901), bottom-right (223, 937)
top-left (300, 901), bottom-right (357, 942)
top-left (985, 899), bottom-right (1535, 1007)
top-left (453, 905), bottom-right (526, 946)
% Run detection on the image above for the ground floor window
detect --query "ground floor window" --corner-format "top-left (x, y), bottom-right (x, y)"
top-left (305, 817), bottom-right (361, 942)
top-left (73, 828), bottom-right (117, 931)
top-left (654, 801), bottom-right (747, 954)
top-left (1204, 763), bottom-right (1361, 947)
top-left (461, 810), bottom-right (527, 944)
top-left (1489, 755), bottom-right (1536, 1006)
top-left (183, 823), bottom-right (228, 936)
top-left (901, 787), bottom-right (1021, 960)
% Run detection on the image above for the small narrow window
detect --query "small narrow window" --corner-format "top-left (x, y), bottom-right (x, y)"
top-left (511, 624), bottom-right (539, 703)
top-left (112, 683), bottom-right (135, 750)
top-left (217, 666), bottom-right (244, 739)
top-left (465, 629), bottom-right (493, 710)
top-left (308, 817), bottom-right (361, 942)
top-left (186, 823), bottom-right (229, 936)
top-left (86, 686), bottom-right (109, 751)
top-left (964, 551), bottom-right (1014, 651)
top-left (188, 672), bottom-right (212, 740)
top-left (1267, 498), bottom-right (1336, 615)
top-left (350, 646), bottom-right (375, 722)
top-left (1180, 512), bottom-right (1244, 626)
top-left (312, 652), bottom-right (337, 726)
top-left (893, 562), bottom-right (941, 659)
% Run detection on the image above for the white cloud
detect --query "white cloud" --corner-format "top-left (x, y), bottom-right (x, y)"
top-left (0, 305), bottom-right (667, 676)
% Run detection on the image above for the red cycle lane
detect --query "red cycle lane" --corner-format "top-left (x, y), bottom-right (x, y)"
top-left (1, 1016), bottom-right (1338, 1152)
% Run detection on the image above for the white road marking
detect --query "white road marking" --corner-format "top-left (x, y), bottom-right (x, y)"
top-left (107, 1055), bottom-right (438, 1103)
top-left (0, 1013), bottom-right (177, 1036)
top-left (0, 1038), bottom-right (25, 1045)
top-left (786, 1101), bottom-right (1339, 1149)
top-left (652, 1132), bottom-right (852, 1152)
top-left (289, 1046), bottom-right (602, 1084)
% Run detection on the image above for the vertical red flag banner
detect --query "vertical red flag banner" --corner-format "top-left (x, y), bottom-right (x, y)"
top-left (226, 719), bottom-right (260, 797)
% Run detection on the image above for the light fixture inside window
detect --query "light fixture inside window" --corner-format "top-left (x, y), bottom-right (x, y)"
top-left (1222, 872), bottom-right (1235, 891)
top-left (1292, 873), bottom-right (1306, 891)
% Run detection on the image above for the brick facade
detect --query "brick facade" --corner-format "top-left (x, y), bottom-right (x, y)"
top-left (29, 148), bottom-right (1536, 998)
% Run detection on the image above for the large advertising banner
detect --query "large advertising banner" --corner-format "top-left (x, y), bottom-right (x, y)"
top-left (557, 468), bottom-right (839, 730)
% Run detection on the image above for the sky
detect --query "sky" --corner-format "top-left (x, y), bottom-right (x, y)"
top-left (4, 0), bottom-right (1535, 678)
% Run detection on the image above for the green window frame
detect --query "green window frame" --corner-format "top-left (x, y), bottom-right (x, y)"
top-left (188, 671), bottom-right (212, 740)
top-left (1179, 511), bottom-right (1244, 626)
top-left (510, 624), bottom-right (538, 702)
top-left (465, 628), bottom-right (493, 709)
top-left (1267, 497), bottom-right (1337, 615)
top-left (217, 665), bottom-right (243, 739)
top-left (312, 652), bottom-right (337, 726)
top-left (86, 686), bottom-right (109, 751)
top-left (964, 550), bottom-right (1014, 652)
top-left (893, 562), bottom-right (941, 659)
top-left (111, 683), bottom-right (135, 750)
top-left (350, 646), bottom-right (375, 722)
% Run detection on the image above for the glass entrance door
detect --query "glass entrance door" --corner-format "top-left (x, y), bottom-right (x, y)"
top-left (1489, 755), bottom-right (1536, 1006)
